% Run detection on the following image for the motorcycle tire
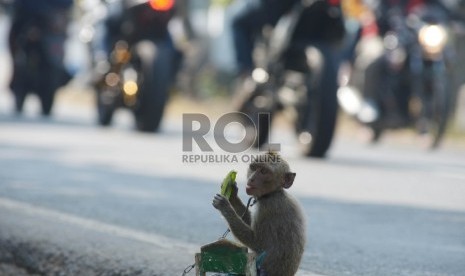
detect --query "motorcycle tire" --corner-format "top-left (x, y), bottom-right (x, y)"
top-left (38, 37), bottom-right (67, 116)
top-left (300, 48), bottom-right (339, 158)
top-left (96, 90), bottom-right (116, 126)
top-left (134, 41), bottom-right (172, 132)
top-left (10, 63), bottom-right (27, 114)
top-left (38, 87), bottom-right (55, 116)
top-left (13, 89), bottom-right (27, 114)
top-left (237, 91), bottom-right (274, 149)
top-left (370, 125), bottom-right (383, 144)
top-left (427, 65), bottom-right (451, 149)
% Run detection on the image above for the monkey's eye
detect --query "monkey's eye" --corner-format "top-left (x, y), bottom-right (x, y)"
top-left (260, 167), bottom-right (268, 174)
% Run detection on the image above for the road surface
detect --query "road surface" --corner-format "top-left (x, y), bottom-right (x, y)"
top-left (0, 88), bottom-right (464, 275)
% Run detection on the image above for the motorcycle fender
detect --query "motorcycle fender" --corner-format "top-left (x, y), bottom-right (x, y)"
top-left (305, 46), bottom-right (325, 88)
top-left (305, 46), bottom-right (324, 72)
top-left (133, 40), bottom-right (158, 64)
top-left (132, 39), bottom-right (176, 90)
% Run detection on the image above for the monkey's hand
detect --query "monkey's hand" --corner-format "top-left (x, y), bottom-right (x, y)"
top-left (230, 182), bottom-right (239, 200)
top-left (212, 194), bottom-right (234, 215)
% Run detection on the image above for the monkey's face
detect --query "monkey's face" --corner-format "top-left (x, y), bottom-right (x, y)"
top-left (246, 162), bottom-right (277, 197)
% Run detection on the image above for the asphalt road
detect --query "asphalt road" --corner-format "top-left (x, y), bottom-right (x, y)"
top-left (0, 87), bottom-right (465, 276)
top-left (1, 6), bottom-right (465, 276)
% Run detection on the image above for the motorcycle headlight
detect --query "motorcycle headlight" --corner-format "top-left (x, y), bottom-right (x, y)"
top-left (418, 24), bottom-right (448, 55)
top-left (123, 81), bottom-right (138, 96)
top-left (123, 80), bottom-right (138, 107)
top-left (252, 68), bottom-right (269, 84)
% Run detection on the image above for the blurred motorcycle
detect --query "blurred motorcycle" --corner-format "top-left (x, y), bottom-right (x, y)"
top-left (9, 2), bottom-right (72, 116)
top-left (93, 0), bottom-right (180, 132)
top-left (235, 0), bottom-right (345, 158)
top-left (338, 3), bottom-right (454, 148)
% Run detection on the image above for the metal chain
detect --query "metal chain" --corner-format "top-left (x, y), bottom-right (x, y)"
top-left (219, 197), bottom-right (256, 240)
top-left (182, 263), bottom-right (195, 276)
top-left (182, 197), bottom-right (256, 275)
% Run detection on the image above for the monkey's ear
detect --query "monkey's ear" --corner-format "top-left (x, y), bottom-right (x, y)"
top-left (283, 172), bottom-right (296, 189)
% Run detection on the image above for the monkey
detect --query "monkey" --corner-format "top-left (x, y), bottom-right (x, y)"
top-left (212, 152), bottom-right (306, 276)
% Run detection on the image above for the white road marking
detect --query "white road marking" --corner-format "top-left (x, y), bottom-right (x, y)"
top-left (0, 196), bottom-right (199, 254)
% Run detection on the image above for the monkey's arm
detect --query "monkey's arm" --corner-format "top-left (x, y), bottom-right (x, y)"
top-left (213, 194), bottom-right (258, 251)
top-left (230, 195), bottom-right (251, 225)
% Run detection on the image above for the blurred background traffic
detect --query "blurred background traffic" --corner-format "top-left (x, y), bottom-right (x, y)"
top-left (0, 0), bottom-right (464, 157)
top-left (1, 1), bottom-right (465, 275)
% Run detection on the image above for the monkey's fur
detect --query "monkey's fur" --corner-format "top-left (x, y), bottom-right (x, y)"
top-left (213, 152), bottom-right (306, 276)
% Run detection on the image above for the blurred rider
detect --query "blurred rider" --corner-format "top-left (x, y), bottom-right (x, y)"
top-left (9, 0), bottom-right (74, 114)
top-left (9, 0), bottom-right (74, 58)
top-left (230, 0), bottom-right (346, 76)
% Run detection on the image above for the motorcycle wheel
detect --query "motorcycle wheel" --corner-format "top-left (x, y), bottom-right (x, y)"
top-left (10, 52), bottom-right (29, 114)
top-left (12, 88), bottom-right (27, 114)
top-left (134, 42), bottom-right (172, 132)
top-left (38, 38), bottom-right (68, 116)
top-left (299, 49), bottom-right (339, 158)
top-left (38, 87), bottom-right (55, 116)
top-left (37, 58), bottom-right (66, 116)
top-left (425, 66), bottom-right (451, 148)
top-left (370, 125), bottom-right (384, 143)
top-left (96, 89), bottom-right (116, 126)
top-left (237, 87), bottom-right (274, 149)
top-left (15, 92), bottom-right (26, 114)
top-left (40, 68), bottom-right (72, 116)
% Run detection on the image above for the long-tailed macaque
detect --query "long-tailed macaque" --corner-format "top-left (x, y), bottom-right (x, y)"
top-left (212, 152), bottom-right (306, 276)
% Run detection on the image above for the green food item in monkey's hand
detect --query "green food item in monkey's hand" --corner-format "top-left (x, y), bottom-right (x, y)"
top-left (220, 170), bottom-right (237, 200)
